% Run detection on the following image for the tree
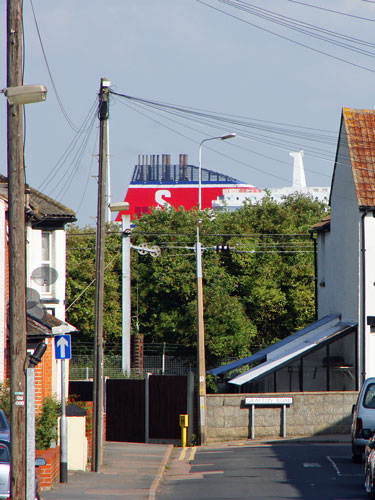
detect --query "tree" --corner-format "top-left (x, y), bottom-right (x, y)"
top-left (65, 194), bottom-right (328, 363)
top-left (66, 223), bottom-right (122, 352)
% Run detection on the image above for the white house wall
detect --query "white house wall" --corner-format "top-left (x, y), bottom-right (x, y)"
top-left (364, 215), bottom-right (375, 378)
top-left (26, 226), bottom-right (68, 399)
top-left (0, 199), bottom-right (6, 384)
top-left (319, 124), bottom-right (360, 323)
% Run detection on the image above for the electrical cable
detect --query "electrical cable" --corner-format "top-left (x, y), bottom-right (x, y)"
top-left (53, 113), bottom-right (97, 200)
top-left (75, 126), bottom-right (100, 213)
top-left (113, 95), bottom-right (344, 185)
top-left (29, 0), bottom-right (86, 132)
top-left (286, 0), bottom-right (374, 22)
top-left (196, 0), bottom-right (375, 73)
top-left (216, 0), bottom-right (374, 51)
top-left (38, 100), bottom-right (97, 195)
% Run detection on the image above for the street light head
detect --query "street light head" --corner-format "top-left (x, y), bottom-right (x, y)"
top-left (221, 133), bottom-right (236, 141)
top-left (109, 201), bottom-right (130, 212)
top-left (3, 84), bottom-right (47, 105)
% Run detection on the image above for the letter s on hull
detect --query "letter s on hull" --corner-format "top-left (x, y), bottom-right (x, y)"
top-left (155, 190), bottom-right (171, 207)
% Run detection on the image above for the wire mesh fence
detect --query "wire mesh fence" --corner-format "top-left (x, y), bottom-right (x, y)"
top-left (69, 354), bottom-right (196, 380)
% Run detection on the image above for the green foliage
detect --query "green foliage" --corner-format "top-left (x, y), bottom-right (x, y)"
top-left (66, 223), bottom-right (122, 351)
top-left (65, 195), bottom-right (328, 364)
top-left (0, 384), bottom-right (10, 419)
top-left (36, 397), bottom-right (60, 450)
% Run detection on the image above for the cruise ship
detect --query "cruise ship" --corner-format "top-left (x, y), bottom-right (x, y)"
top-left (118, 154), bottom-right (261, 219)
top-left (116, 151), bottom-right (329, 220)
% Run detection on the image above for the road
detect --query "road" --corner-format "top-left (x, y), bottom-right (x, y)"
top-left (157, 442), bottom-right (366, 500)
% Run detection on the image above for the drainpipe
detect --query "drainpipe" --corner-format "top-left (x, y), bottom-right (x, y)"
top-left (310, 232), bottom-right (318, 320)
top-left (360, 209), bottom-right (367, 387)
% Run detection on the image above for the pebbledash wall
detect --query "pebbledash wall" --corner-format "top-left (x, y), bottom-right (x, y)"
top-left (206, 392), bottom-right (358, 442)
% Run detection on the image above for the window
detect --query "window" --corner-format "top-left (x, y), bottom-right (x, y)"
top-left (41, 231), bottom-right (52, 295)
top-left (0, 444), bottom-right (10, 463)
top-left (364, 384), bottom-right (375, 409)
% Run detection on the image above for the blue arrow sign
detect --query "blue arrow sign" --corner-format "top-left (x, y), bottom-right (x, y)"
top-left (55, 335), bottom-right (72, 360)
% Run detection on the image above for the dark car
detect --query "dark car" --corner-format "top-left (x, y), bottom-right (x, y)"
top-left (0, 411), bottom-right (10, 442)
top-left (0, 439), bottom-right (45, 500)
top-left (364, 433), bottom-right (375, 498)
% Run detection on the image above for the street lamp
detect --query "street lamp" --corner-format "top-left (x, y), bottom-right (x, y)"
top-left (109, 202), bottom-right (131, 375)
top-left (198, 133), bottom-right (236, 210)
top-left (3, 84), bottom-right (47, 105)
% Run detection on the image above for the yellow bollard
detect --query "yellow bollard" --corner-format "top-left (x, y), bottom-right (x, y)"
top-left (179, 414), bottom-right (189, 447)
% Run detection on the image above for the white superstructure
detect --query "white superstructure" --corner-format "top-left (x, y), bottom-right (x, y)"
top-left (212, 151), bottom-right (330, 210)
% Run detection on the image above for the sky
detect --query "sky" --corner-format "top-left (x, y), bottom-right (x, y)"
top-left (0, 0), bottom-right (374, 227)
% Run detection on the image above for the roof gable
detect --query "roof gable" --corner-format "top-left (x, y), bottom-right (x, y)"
top-left (340, 108), bottom-right (375, 207)
top-left (0, 174), bottom-right (76, 225)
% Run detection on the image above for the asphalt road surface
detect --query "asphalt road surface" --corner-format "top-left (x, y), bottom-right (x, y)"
top-left (157, 442), bottom-right (366, 500)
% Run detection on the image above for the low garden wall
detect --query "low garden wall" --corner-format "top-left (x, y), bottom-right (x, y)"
top-left (36, 446), bottom-right (60, 490)
top-left (207, 392), bottom-right (358, 442)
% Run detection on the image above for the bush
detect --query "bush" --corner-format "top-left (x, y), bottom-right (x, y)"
top-left (0, 384), bottom-right (10, 418)
top-left (36, 397), bottom-right (60, 450)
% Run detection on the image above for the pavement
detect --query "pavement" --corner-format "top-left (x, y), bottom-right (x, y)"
top-left (41, 441), bottom-right (173, 500)
top-left (40, 434), bottom-right (351, 500)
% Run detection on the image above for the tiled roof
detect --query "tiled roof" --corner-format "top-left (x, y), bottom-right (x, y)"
top-left (342, 108), bottom-right (375, 207)
top-left (27, 311), bottom-right (77, 338)
top-left (0, 174), bottom-right (76, 222)
top-left (311, 215), bottom-right (331, 233)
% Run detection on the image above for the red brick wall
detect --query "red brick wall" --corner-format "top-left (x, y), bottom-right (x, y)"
top-left (35, 341), bottom-right (54, 413)
top-left (36, 446), bottom-right (60, 490)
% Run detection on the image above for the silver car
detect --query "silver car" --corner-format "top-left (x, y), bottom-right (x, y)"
top-left (352, 377), bottom-right (375, 462)
top-left (0, 439), bottom-right (45, 500)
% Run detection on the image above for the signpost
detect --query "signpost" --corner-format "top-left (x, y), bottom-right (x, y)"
top-left (54, 334), bottom-right (71, 482)
top-left (245, 397), bottom-right (293, 439)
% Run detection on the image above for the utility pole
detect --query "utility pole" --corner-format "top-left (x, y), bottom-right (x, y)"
top-left (7, 0), bottom-right (27, 497)
top-left (196, 222), bottom-right (207, 445)
top-left (92, 78), bottom-right (110, 472)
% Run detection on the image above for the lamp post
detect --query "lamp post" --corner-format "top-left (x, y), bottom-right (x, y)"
top-left (198, 133), bottom-right (236, 210)
top-left (4, 48), bottom-right (47, 500)
top-left (109, 202), bottom-right (131, 375)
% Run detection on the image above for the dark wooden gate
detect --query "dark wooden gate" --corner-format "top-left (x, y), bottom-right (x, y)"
top-left (70, 375), bottom-right (191, 443)
top-left (106, 379), bottom-right (145, 443)
top-left (149, 375), bottom-right (187, 440)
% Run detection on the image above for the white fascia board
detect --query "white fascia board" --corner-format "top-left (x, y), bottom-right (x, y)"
top-left (52, 322), bottom-right (77, 335)
top-left (267, 316), bottom-right (340, 361)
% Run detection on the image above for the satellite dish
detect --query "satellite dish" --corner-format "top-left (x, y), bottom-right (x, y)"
top-left (31, 266), bottom-right (58, 287)
top-left (26, 287), bottom-right (46, 320)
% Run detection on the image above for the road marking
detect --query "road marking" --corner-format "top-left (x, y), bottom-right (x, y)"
top-left (303, 463), bottom-right (321, 468)
top-left (189, 447), bottom-right (197, 462)
top-left (178, 447), bottom-right (197, 462)
top-left (327, 456), bottom-right (341, 476)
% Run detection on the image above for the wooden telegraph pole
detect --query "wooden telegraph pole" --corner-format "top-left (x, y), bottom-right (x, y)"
top-left (7, 0), bottom-right (27, 498)
top-left (92, 78), bottom-right (110, 472)
top-left (196, 222), bottom-right (207, 445)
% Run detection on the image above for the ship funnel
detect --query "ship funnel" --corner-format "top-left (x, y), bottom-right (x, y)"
top-left (290, 150), bottom-right (306, 190)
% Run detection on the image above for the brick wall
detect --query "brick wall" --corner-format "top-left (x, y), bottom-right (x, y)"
top-left (36, 446), bottom-right (60, 490)
top-left (207, 392), bottom-right (358, 442)
top-left (35, 339), bottom-right (53, 412)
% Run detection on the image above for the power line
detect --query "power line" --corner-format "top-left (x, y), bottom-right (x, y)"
top-left (28, 0), bottom-right (85, 131)
top-left (38, 102), bottom-right (97, 196)
top-left (196, 0), bottom-right (375, 73)
top-left (287, 0), bottom-right (374, 22)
